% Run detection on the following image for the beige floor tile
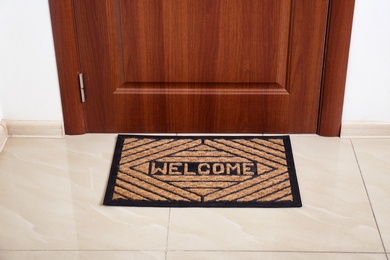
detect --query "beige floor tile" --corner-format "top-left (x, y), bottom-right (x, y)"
top-left (167, 251), bottom-right (387, 260)
top-left (0, 251), bottom-right (165, 260)
top-left (1, 134), bottom-right (389, 256)
top-left (0, 251), bottom-right (79, 260)
top-left (167, 136), bottom-right (384, 252)
top-left (0, 135), bottom-right (170, 250)
top-left (352, 139), bottom-right (390, 252)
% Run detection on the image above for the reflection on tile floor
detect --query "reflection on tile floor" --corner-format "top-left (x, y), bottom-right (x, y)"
top-left (0, 135), bottom-right (389, 259)
top-left (352, 139), bottom-right (390, 253)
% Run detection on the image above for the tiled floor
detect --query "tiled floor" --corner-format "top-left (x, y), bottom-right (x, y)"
top-left (0, 134), bottom-right (389, 260)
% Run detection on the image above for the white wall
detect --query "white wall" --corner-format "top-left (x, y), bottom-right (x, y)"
top-left (0, 0), bottom-right (388, 125)
top-left (342, 0), bottom-right (390, 122)
top-left (0, 0), bottom-right (63, 121)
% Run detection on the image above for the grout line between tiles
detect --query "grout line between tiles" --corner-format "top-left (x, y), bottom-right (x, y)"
top-left (165, 208), bottom-right (172, 260)
top-left (166, 250), bottom-right (387, 254)
top-left (350, 139), bottom-right (389, 259)
top-left (0, 250), bottom-right (386, 254)
top-left (0, 250), bottom-right (164, 252)
top-left (0, 250), bottom-right (387, 259)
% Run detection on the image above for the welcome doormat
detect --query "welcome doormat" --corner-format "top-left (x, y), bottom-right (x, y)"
top-left (103, 135), bottom-right (301, 208)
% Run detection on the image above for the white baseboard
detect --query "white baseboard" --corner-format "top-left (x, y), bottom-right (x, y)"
top-left (0, 120), bottom-right (8, 153)
top-left (2, 120), bottom-right (389, 139)
top-left (341, 122), bottom-right (390, 138)
top-left (5, 120), bottom-right (65, 138)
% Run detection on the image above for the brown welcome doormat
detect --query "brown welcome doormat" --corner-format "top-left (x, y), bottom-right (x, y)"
top-left (103, 135), bottom-right (301, 208)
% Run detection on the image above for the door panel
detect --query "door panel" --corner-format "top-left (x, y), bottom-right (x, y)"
top-left (73, 0), bottom-right (329, 133)
top-left (120, 0), bottom-right (290, 85)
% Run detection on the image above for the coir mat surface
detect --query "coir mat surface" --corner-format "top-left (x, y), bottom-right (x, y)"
top-left (103, 135), bottom-right (302, 208)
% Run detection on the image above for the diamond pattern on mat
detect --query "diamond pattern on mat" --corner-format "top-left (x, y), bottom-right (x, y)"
top-left (111, 137), bottom-right (294, 204)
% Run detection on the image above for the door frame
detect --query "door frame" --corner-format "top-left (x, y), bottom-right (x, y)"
top-left (49, 0), bottom-right (355, 136)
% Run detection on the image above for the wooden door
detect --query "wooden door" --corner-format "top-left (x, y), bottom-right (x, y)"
top-left (71, 0), bottom-right (328, 133)
top-left (49, 0), bottom-right (356, 135)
